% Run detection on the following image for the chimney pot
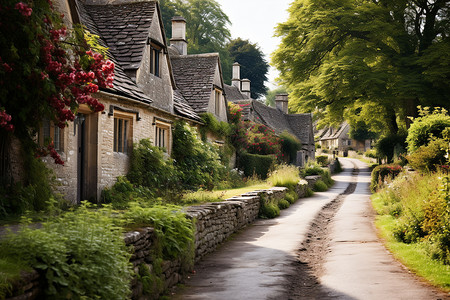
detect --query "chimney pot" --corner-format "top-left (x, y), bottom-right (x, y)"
top-left (232, 62), bottom-right (241, 90)
top-left (170, 16), bottom-right (187, 55)
top-left (275, 93), bottom-right (289, 114)
top-left (241, 78), bottom-right (251, 98)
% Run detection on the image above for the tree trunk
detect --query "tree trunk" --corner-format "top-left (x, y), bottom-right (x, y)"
top-left (0, 131), bottom-right (13, 187)
top-left (405, 98), bottom-right (419, 129)
top-left (386, 108), bottom-right (399, 135)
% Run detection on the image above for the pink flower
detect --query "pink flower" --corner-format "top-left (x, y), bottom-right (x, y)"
top-left (15, 2), bottom-right (32, 17)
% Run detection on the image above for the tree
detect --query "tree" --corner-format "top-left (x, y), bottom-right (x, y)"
top-left (226, 38), bottom-right (269, 99)
top-left (265, 86), bottom-right (288, 107)
top-left (272, 0), bottom-right (450, 135)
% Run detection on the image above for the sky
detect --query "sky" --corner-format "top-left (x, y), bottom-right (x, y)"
top-left (216, 0), bottom-right (293, 91)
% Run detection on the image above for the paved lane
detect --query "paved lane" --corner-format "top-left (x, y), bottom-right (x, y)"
top-left (172, 163), bottom-right (355, 299)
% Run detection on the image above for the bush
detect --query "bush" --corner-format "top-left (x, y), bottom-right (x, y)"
top-left (127, 139), bottom-right (179, 196)
top-left (268, 164), bottom-right (301, 191)
top-left (315, 155), bottom-right (328, 167)
top-left (406, 107), bottom-right (450, 152)
top-left (280, 131), bottom-right (302, 163)
top-left (172, 121), bottom-right (226, 190)
top-left (199, 113), bottom-right (231, 141)
top-left (301, 161), bottom-right (324, 177)
top-left (375, 133), bottom-right (407, 163)
top-left (305, 188), bottom-right (314, 197)
top-left (313, 180), bottom-right (328, 192)
top-left (0, 203), bottom-right (132, 299)
top-left (259, 194), bottom-right (280, 219)
top-left (285, 190), bottom-right (298, 204)
top-left (101, 177), bottom-right (154, 209)
top-left (407, 138), bottom-right (447, 173)
top-left (238, 152), bottom-right (276, 179)
top-left (278, 199), bottom-right (290, 209)
top-left (364, 149), bottom-right (377, 159)
top-left (370, 164), bottom-right (402, 192)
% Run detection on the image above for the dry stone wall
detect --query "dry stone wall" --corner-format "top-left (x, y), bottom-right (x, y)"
top-left (6, 183), bottom-right (313, 300)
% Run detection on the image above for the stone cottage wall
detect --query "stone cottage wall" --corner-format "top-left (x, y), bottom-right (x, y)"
top-left (5, 183), bottom-right (312, 300)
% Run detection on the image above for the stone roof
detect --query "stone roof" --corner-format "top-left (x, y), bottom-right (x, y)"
top-left (170, 53), bottom-right (219, 114)
top-left (320, 122), bottom-right (349, 141)
top-left (224, 84), bottom-right (249, 102)
top-left (173, 90), bottom-right (202, 122)
top-left (251, 100), bottom-right (313, 146)
top-left (76, 1), bottom-right (152, 103)
top-left (80, 1), bottom-right (156, 70)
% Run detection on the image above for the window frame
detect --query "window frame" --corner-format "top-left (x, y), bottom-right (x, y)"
top-left (149, 42), bottom-right (162, 77)
top-left (113, 112), bottom-right (134, 154)
top-left (214, 88), bottom-right (222, 116)
top-left (154, 119), bottom-right (171, 153)
top-left (39, 119), bottom-right (64, 151)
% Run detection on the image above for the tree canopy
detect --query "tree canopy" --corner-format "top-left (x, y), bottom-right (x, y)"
top-left (265, 86), bottom-right (288, 107)
top-left (272, 0), bottom-right (450, 135)
top-left (227, 38), bottom-right (269, 99)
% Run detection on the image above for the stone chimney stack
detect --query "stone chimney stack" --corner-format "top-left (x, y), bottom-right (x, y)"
top-left (232, 62), bottom-right (241, 90)
top-left (170, 16), bottom-right (187, 55)
top-left (241, 79), bottom-right (251, 98)
top-left (275, 93), bottom-right (289, 114)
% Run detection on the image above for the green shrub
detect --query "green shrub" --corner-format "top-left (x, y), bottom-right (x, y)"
top-left (199, 113), bottom-right (231, 141)
top-left (268, 164), bottom-right (301, 190)
top-left (315, 155), bottom-right (329, 167)
top-left (375, 133), bottom-right (407, 163)
top-left (172, 121), bottom-right (226, 190)
top-left (0, 203), bottom-right (132, 299)
top-left (370, 164), bottom-right (402, 192)
top-left (238, 152), bottom-right (276, 179)
top-left (406, 107), bottom-right (450, 152)
top-left (313, 180), bottom-right (328, 192)
top-left (280, 131), bottom-right (302, 163)
top-left (305, 188), bottom-right (314, 197)
top-left (278, 199), bottom-right (290, 209)
top-left (285, 190), bottom-right (298, 204)
top-left (101, 176), bottom-right (154, 209)
top-left (407, 138), bottom-right (447, 173)
top-left (127, 139), bottom-right (179, 196)
top-left (258, 194), bottom-right (280, 219)
top-left (364, 149), bottom-right (377, 158)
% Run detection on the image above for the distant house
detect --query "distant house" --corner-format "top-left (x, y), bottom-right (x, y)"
top-left (318, 122), bottom-right (371, 153)
top-left (33, 0), bottom-right (202, 204)
top-left (169, 17), bottom-right (228, 143)
top-left (227, 67), bottom-right (315, 166)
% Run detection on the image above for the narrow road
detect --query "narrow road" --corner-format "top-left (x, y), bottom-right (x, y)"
top-left (171, 158), bottom-right (449, 300)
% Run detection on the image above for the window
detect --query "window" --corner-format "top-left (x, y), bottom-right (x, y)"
top-left (347, 140), bottom-right (352, 146)
top-left (114, 116), bottom-right (132, 153)
top-left (154, 119), bottom-right (171, 152)
top-left (215, 89), bottom-right (222, 116)
top-left (39, 119), bottom-right (63, 151)
top-left (150, 43), bottom-right (161, 77)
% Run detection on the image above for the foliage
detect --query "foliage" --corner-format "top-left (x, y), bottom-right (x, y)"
top-left (180, 190), bottom-right (224, 205)
top-left (348, 121), bottom-right (378, 141)
top-left (279, 131), bottom-right (302, 164)
top-left (0, 0), bottom-right (114, 166)
top-left (301, 161), bottom-right (324, 177)
top-left (122, 203), bottom-right (194, 261)
top-left (199, 113), bottom-right (231, 141)
top-left (364, 149), bottom-right (377, 159)
top-left (0, 203), bottom-right (132, 299)
top-left (264, 87), bottom-right (288, 107)
top-left (172, 121), bottom-right (226, 190)
top-left (313, 180), bottom-right (328, 192)
top-left (374, 171), bottom-right (450, 265)
top-left (406, 107), bottom-right (450, 152)
top-left (238, 152), bottom-right (276, 179)
top-left (268, 164), bottom-right (301, 191)
top-left (407, 139), bottom-right (448, 173)
top-left (273, 0), bottom-right (450, 136)
top-left (127, 139), bottom-right (179, 197)
top-left (375, 133), bottom-right (407, 163)
top-left (245, 123), bottom-right (281, 157)
top-left (284, 190), bottom-right (298, 204)
top-left (101, 176), bottom-right (155, 209)
top-left (315, 155), bottom-right (329, 167)
top-left (226, 38), bottom-right (269, 99)
top-left (258, 194), bottom-right (280, 219)
top-left (370, 164), bottom-right (403, 192)
top-left (278, 199), bottom-right (290, 210)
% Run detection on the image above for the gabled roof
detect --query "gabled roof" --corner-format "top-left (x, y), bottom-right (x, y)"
top-left (251, 100), bottom-right (314, 146)
top-left (81, 1), bottom-right (156, 71)
top-left (224, 84), bottom-right (250, 102)
top-left (173, 90), bottom-right (202, 122)
top-left (170, 53), bottom-right (220, 114)
top-left (76, 1), bottom-right (152, 103)
top-left (319, 122), bottom-right (349, 141)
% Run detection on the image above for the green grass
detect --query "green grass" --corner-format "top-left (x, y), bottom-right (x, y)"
top-left (268, 164), bottom-right (301, 189)
top-left (181, 183), bottom-right (272, 205)
top-left (372, 195), bottom-right (450, 292)
top-left (0, 258), bottom-right (32, 298)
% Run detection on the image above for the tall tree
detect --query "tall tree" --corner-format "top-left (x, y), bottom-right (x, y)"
top-left (265, 86), bottom-right (288, 107)
top-left (227, 38), bottom-right (269, 99)
top-left (272, 0), bottom-right (450, 134)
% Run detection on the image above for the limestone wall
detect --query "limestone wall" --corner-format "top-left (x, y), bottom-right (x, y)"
top-left (5, 184), bottom-right (314, 300)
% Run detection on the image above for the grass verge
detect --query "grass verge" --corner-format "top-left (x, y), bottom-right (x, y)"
top-left (372, 194), bottom-right (450, 292)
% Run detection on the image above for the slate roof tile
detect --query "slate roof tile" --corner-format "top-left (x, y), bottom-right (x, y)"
top-left (173, 90), bottom-right (202, 122)
top-left (170, 54), bottom-right (219, 114)
top-left (224, 84), bottom-right (250, 102)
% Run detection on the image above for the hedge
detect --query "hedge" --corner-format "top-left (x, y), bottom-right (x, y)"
top-left (238, 152), bottom-right (276, 179)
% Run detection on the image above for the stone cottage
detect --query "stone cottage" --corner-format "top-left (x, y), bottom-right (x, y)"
top-left (37, 0), bottom-right (202, 204)
top-left (318, 122), bottom-right (372, 153)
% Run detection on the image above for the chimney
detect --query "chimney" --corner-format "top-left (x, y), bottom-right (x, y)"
top-left (241, 79), bottom-right (251, 98)
top-left (232, 62), bottom-right (241, 90)
top-left (275, 93), bottom-right (289, 114)
top-left (170, 16), bottom-right (187, 55)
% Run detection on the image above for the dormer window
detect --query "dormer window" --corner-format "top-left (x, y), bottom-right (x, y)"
top-left (150, 42), bottom-right (161, 77)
